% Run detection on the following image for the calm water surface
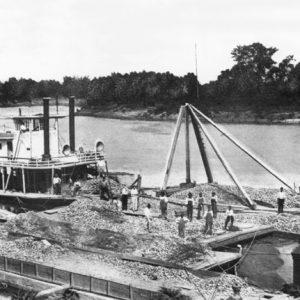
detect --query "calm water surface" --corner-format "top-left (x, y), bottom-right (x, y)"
top-left (0, 106), bottom-right (299, 188)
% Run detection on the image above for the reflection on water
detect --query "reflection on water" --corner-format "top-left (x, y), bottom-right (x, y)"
top-left (1, 106), bottom-right (300, 188)
top-left (238, 235), bottom-right (299, 290)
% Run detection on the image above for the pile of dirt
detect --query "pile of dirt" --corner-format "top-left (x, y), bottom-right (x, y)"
top-left (81, 177), bottom-right (122, 196)
top-left (235, 213), bottom-right (300, 233)
top-left (81, 251), bottom-right (261, 299)
top-left (170, 183), bottom-right (300, 209)
top-left (5, 211), bottom-right (136, 253)
top-left (0, 237), bottom-right (67, 263)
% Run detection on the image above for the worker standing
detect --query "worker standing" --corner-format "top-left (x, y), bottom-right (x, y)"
top-left (121, 185), bottom-right (129, 211)
top-left (131, 186), bottom-right (138, 211)
top-left (99, 176), bottom-right (110, 200)
top-left (196, 192), bottom-right (204, 219)
top-left (53, 173), bottom-right (61, 195)
top-left (96, 158), bottom-right (106, 178)
top-left (72, 178), bottom-right (81, 197)
top-left (226, 283), bottom-right (243, 300)
top-left (159, 191), bottom-right (168, 220)
top-left (204, 205), bottom-right (214, 235)
top-left (185, 192), bottom-right (194, 221)
top-left (144, 204), bottom-right (152, 233)
top-left (277, 187), bottom-right (286, 214)
top-left (224, 206), bottom-right (234, 230)
top-left (211, 192), bottom-right (218, 218)
top-left (176, 213), bottom-right (189, 238)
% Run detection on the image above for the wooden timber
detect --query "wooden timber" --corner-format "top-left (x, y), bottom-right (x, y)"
top-left (0, 190), bottom-right (74, 201)
top-left (161, 106), bottom-right (185, 190)
top-left (140, 193), bottom-right (250, 212)
top-left (205, 225), bottom-right (276, 249)
top-left (189, 106), bottom-right (213, 183)
top-left (187, 251), bottom-right (241, 271)
top-left (185, 105), bottom-right (191, 184)
top-left (188, 105), bottom-right (255, 209)
top-left (191, 104), bottom-right (295, 192)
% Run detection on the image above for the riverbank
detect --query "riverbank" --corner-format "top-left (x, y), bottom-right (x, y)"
top-left (76, 105), bottom-right (300, 124)
top-left (1, 100), bottom-right (300, 124)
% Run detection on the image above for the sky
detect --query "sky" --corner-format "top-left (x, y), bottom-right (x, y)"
top-left (0, 0), bottom-right (299, 84)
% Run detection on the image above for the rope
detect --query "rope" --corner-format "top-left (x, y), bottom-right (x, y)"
top-left (208, 231), bottom-right (257, 300)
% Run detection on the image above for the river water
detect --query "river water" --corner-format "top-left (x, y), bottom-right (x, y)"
top-left (0, 106), bottom-right (300, 188)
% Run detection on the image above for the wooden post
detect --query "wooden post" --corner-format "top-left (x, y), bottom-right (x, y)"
top-left (1, 168), bottom-right (4, 191)
top-left (69, 96), bottom-right (76, 152)
top-left (188, 106), bottom-right (255, 209)
top-left (137, 174), bottom-right (142, 210)
top-left (161, 106), bottom-right (185, 190)
top-left (188, 106), bottom-right (213, 183)
top-left (105, 160), bottom-right (112, 199)
top-left (191, 104), bottom-right (294, 192)
top-left (51, 167), bottom-right (54, 195)
top-left (22, 167), bottom-right (26, 194)
top-left (185, 105), bottom-right (191, 184)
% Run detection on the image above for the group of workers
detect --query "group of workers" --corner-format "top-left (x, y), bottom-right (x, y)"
top-left (140, 190), bottom-right (235, 236)
top-left (120, 185), bottom-right (139, 211)
top-left (53, 173), bottom-right (81, 196)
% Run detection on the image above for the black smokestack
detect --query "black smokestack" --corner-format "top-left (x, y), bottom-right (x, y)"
top-left (42, 97), bottom-right (51, 161)
top-left (69, 96), bottom-right (75, 152)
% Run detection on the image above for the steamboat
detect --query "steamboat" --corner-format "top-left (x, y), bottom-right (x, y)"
top-left (0, 97), bottom-right (105, 211)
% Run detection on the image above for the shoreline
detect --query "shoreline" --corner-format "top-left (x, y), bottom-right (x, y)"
top-left (75, 107), bottom-right (300, 125)
top-left (1, 102), bottom-right (300, 125)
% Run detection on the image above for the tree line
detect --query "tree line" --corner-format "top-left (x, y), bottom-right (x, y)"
top-left (1, 43), bottom-right (300, 113)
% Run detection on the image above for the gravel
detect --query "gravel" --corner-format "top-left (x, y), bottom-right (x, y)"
top-left (169, 183), bottom-right (300, 208)
top-left (0, 237), bottom-right (67, 263)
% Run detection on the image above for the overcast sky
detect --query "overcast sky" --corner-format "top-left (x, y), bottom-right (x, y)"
top-left (0, 0), bottom-right (299, 83)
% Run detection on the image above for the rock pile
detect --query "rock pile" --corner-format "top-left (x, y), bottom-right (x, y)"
top-left (0, 237), bottom-right (67, 263)
top-left (169, 183), bottom-right (300, 208)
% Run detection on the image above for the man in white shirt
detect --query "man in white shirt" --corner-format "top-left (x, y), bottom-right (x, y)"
top-left (224, 206), bottom-right (234, 230)
top-left (144, 204), bottom-right (152, 232)
top-left (53, 173), bottom-right (61, 195)
top-left (20, 123), bottom-right (27, 132)
top-left (72, 178), bottom-right (81, 197)
top-left (131, 186), bottom-right (138, 211)
top-left (277, 187), bottom-right (286, 214)
top-left (97, 159), bottom-right (106, 178)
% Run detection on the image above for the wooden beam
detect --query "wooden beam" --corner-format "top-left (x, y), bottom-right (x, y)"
top-left (161, 106), bottom-right (185, 190)
top-left (51, 167), bottom-right (54, 195)
top-left (21, 167), bottom-right (26, 194)
top-left (188, 105), bottom-right (256, 209)
top-left (188, 106), bottom-right (213, 183)
top-left (1, 168), bottom-right (4, 191)
top-left (191, 104), bottom-right (294, 192)
top-left (35, 284), bottom-right (71, 300)
top-left (105, 160), bottom-right (112, 199)
top-left (185, 105), bottom-right (191, 183)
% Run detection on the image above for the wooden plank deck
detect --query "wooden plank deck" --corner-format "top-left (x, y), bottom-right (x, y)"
top-left (204, 225), bottom-right (276, 249)
top-left (0, 190), bottom-right (74, 201)
top-left (187, 251), bottom-right (241, 271)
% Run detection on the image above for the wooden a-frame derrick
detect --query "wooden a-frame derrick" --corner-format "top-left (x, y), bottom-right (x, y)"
top-left (161, 103), bottom-right (295, 210)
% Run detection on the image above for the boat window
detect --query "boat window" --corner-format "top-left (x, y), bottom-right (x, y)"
top-left (39, 119), bottom-right (44, 130)
top-left (33, 119), bottom-right (40, 131)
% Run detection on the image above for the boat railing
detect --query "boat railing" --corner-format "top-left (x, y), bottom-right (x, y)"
top-left (0, 151), bottom-right (102, 169)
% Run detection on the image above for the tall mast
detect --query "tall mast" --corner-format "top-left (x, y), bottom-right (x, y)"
top-left (195, 43), bottom-right (199, 100)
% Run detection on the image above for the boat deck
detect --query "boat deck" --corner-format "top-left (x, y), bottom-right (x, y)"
top-left (187, 251), bottom-right (242, 271)
top-left (0, 190), bottom-right (74, 201)
top-left (204, 224), bottom-right (276, 249)
top-left (0, 152), bottom-right (101, 169)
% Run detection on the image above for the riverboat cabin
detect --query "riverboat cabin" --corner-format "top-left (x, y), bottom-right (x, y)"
top-left (0, 97), bottom-right (104, 209)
